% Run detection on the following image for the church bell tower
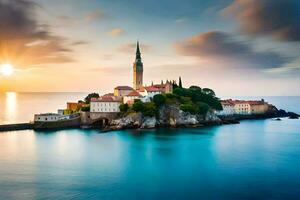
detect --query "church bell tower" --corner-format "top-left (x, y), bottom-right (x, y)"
top-left (133, 41), bottom-right (143, 90)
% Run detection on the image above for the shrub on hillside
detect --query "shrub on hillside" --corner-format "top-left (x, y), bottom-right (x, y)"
top-left (153, 94), bottom-right (166, 107)
top-left (119, 103), bottom-right (129, 113)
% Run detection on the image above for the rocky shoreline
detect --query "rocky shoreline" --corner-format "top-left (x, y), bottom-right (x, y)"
top-left (101, 105), bottom-right (299, 132)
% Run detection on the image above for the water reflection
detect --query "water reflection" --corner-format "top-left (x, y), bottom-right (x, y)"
top-left (4, 92), bottom-right (17, 124)
top-left (0, 130), bottom-right (36, 161)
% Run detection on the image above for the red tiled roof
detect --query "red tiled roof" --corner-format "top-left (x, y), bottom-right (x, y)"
top-left (91, 97), bottom-right (122, 102)
top-left (246, 101), bottom-right (265, 105)
top-left (144, 86), bottom-right (161, 92)
top-left (221, 100), bottom-right (235, 106)
top-left (126, 90), bottom-right (142, 97)
top-left (153, 84), bottom-right (166, 89)
top-left (103, 93), bottom-right (114, 97)
top-left (222, 99), bottom-right (265, 106)
top-left (114, 86), bottom-right (133, 90)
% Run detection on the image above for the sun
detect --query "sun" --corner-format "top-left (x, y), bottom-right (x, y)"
top-left (1, 63), bottom-right (14, 76)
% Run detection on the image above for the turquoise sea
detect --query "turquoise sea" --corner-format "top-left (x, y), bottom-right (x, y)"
top-left (0, 93), bottom-right (300, 199)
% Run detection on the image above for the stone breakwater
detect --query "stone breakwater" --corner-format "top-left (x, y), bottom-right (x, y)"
top-left (0, 123), bottom-right (33, 132)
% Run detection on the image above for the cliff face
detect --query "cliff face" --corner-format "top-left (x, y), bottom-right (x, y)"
top-left (159, 105), bottom-right (198, 127)
top-left (110, 112), bottom-right (143, 130)
top-left (109, 105), bottom-right (221, 130)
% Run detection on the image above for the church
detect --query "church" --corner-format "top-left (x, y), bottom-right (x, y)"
top-left (132, 41), bottom-right (173, 93)
top-left (112, 41), bottom-right (174, 104)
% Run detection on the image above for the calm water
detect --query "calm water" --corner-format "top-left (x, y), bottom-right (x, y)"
top-left (0, 92), bottom-right (87, 124)
top-left (0, 93), bottom-right (300, 199)
top-left (0, 120), bottom-right (300, 199)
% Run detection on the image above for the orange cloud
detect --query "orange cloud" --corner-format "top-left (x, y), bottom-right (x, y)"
top-left (108, 28), bottom-right (125, 37)
top-left (0, 0), bottom-right (85, 68)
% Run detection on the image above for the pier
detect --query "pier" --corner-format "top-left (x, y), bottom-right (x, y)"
top-left (0, 123), bottom-right (33, 132)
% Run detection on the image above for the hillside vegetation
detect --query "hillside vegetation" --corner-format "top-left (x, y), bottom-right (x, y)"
top-left (120, 86), bottom-right (223, 117)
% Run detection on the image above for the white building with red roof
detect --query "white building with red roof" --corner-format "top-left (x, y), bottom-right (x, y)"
top-left (90, 96), bottom-right (122, 113)
top-left (218, 100), bottom-right (235, 116)
top-left (123, 90), bottom-right (143, 105)
top-left (218, 99), bottom-right (269, 116)
top-left (138, 86), bottom-right (162, 102)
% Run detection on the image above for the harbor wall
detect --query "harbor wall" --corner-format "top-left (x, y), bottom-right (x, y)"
top-left (0, 123), bottom-right (33, 132)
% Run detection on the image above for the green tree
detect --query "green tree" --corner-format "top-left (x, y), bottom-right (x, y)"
top-left (179, 76), bottom-right (182, 88)
top-left (84, 93), bottom-right (99, 104)
top-left (119, 103), bottom-right (129, 113)
top-left (153, 94), bottom-right (166, 107)
top-left (180, 103), bottom-right (197, 114)
top-left (202, 88), bottom-right (216, 96)
top-left (189, 86), bottom-right (202, 92)
top-left (143, 102), bottom-right (157, 117)
top-left (196, 102), bottom-right (209, 115)
top-left (132, 100), bottom-right (144, 112)
top-left (179, 96), bottom-right (192, 104)
top-left (81, 106), bottom-right (90, 112)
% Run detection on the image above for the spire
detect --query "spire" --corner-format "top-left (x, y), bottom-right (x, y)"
top-left (136, 41), bottom-right (141, 60)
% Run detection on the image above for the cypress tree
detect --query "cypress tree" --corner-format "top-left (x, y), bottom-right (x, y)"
top-left (179, 76), bottom-right (182, 88)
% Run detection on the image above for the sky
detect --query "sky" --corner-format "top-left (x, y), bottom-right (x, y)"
top-left (0, 0), bottom-right (299, 96)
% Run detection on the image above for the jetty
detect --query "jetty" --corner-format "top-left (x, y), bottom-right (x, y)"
top-left (0, 123), bottom-right (33, 132)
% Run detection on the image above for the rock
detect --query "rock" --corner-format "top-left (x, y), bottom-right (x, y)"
top-left (176, 110), bottom-right (199, 126)
top-left (277, 109), bottom-right (288, 117)
top-left (205, 111), bottom-right (221, 122)
top-left (275, 118), bottom-right (282, 121)
top-left (110, 112), bottom-right (142, 129)
top-left (141, 117), bottom-right (157, 129)
top-left (288, 112), bottom-right (299, 119)
top-left (169, 118), bottom-right (176, 127)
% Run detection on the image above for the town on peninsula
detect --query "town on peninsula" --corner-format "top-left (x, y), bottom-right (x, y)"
top-left (1, 42), bottom-right (298, 132)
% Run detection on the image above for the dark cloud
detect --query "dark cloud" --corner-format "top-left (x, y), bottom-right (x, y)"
top-left (0, 0), bottom-right (82, 67)
top-left (223, 0), bottom-right (300, 41)
top-left (71, 41), bottom-right (89, 46)
top-left (118, 43), bottom-right (151, 54)
top-left (174, 31), bottom-right (289, 69)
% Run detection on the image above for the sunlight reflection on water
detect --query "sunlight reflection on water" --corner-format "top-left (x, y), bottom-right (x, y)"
top-left (4, 92), bottom-right (17, 124)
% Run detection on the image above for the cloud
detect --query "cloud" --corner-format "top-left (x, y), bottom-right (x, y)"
top-left (174, 31), bottom-right (289, 69)
top-left (71, 41), bottom-right (89, 46)
top-left (0, 0), bottom-right (83, 67)
top-left (56, 15), bottom-right (79, 27)
top-left (222, 0), bottom-right (300, 41)
top-left (85, 10), bottom-right (105, 22)
top-left (107, 28), bottom-right (125, 37)
top-left (175, 17), bottom-right (187, 24)
top-left (118, 42), bottom-right (151, 54)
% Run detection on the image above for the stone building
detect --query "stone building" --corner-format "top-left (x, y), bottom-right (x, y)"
top-left (90, 96), bottom-right (122, 113)
top-left (114, 86), bottom-right (134, 97)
